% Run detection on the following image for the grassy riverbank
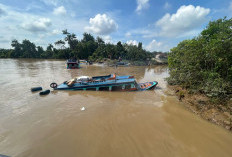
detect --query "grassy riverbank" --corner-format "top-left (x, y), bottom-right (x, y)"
top-left (167, 17), bottom-right (232, 131)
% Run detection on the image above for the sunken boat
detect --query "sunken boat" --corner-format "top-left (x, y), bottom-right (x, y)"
top-left (50, 74), bottom-right (158, 91)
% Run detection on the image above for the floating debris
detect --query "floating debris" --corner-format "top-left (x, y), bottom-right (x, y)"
top-left (39, 90), bottom-right (50, 95)
top-left (31, 87), bottom-right (42, 92)
top-left (80, 107), bottom-right (85, 111)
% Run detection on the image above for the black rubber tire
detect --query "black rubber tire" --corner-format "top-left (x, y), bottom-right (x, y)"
top-left (50, 83), bottom-right (58, 88)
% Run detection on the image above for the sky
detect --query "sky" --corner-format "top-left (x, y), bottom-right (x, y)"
top-left (0, 0), bottom-right (231, 52)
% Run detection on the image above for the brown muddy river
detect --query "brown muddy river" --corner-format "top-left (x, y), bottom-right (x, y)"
top-left (0, 59), bottom-right (232, 157)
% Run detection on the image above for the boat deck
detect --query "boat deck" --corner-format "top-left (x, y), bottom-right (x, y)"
top-left (56, 78), bottom-right (136, 90)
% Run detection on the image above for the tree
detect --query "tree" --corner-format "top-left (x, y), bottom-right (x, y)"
top-left (116, 41), bottom-right (125, 59)
top-left (55, 40), bottom-right (66, 49)
top-left (37, 46), bottom-right (44, 58)
top-left (96, 36), bottom-right (105, 45)
top-left (11, 39), bottom-right (22, 58)
top-left (138, 42), bottom-right (142, 49)
top-left (62, 29), bottom-right (78, 50)
top-left (2, 31), bottom-right (154, 62)
top-left (21, 39), bottom-right (37, 58)
top-left (167, 17), bottom-right (232, 98)
top-left (82, 33), bottom-right (95, 43)
top-left (41, 44), bottom-right (54, 58)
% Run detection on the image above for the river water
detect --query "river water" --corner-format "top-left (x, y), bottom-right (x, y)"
top-left (0, 59), bottom-right (232, 157)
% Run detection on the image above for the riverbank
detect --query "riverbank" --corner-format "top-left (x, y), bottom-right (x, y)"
top-left (95, 59), bottom-right (168, 66)
top-left (167, 85), bottom-right (232, 131)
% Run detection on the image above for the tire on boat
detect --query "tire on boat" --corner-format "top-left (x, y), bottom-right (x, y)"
top-left (31, 87), bottom-right (42, 92)
top-left (39, 90), bottom-right (50, 95)
top-left (50, 82), bottom-right (58, 88)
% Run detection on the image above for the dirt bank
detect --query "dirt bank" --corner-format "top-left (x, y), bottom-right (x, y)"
top-left (167, 85), bottom-right (232, 131)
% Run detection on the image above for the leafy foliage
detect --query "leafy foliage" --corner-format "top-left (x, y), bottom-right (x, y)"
top-left (0, 30), bottom-right (151, 61)
top-left (167, 17), bottom-right (232, 99)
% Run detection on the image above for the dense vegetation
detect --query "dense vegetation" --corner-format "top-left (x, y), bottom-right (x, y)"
top-left (0, 30), bottom-right (155, 61)
top-left (167, 17), bottom-right (232, 101)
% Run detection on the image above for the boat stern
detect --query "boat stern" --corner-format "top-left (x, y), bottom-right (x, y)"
top-left (137, 81), bottom-right (158, 91)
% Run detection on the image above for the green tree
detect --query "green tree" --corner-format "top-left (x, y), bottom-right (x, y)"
top-left (36, 46), bottom-right (44, 58)
top-left (21, 39), bottom-right (37, 58)
top-left (82, 33), bottom-right (95, 43)
top-left (167, 17), bottom-right (232, 99)
top-left (55, 40), bottom-right (66, 49)
top-left (138, 42), bottom-right (142, 49)
top-left (96, 36), bottom-right (105, 46)
top-left (62, 29), bottom-right (78, 50)
top-left (11, 39), bottom-right (22, 58)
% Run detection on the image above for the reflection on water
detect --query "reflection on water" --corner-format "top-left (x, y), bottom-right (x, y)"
top-left (0, 59), bottom-right (232, 157)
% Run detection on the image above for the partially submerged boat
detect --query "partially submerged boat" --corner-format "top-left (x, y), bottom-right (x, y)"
top-left (79, 60), bottom-right (88, 65)
top-left (50, 74), bottom-right (158, 91)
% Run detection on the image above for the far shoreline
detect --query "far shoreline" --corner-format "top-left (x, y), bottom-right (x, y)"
top-left (0, 58), bottom-right (168, 66)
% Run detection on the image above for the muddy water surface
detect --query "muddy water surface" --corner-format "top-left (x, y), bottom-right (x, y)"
top-left (0, 59), bottom-right (232, 157)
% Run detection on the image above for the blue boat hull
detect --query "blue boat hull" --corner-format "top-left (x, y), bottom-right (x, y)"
top-left (54, 81), bottom-right (158, 91)
top-left (137, 81), bottom-right (158, 91)
top-left (51, 74), bottom-right (158, 91)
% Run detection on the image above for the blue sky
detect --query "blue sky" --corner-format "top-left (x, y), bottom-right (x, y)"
top-left (0, 0), bottom-right (231, 52)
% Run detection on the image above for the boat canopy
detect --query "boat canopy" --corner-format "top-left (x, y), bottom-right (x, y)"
top-left (76, 76), bottom-right (91, 81)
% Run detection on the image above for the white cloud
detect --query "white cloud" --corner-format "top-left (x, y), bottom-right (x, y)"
top-left (22, 18), bottom-right (52, 32)
top-left (125, 28), bottom-right (158, 39)
top-left (85, 14), bottom-right (118, 35)
top-left (145, 39), bottom-right (171, 52)
top-left (156, 5), bottom-right (210, 37)
top-left (101, 35), bottom-right (112, 43)
top-left (164, 2), bottom-right (171, 9)
top-left (146, 40), bottom-right (162, 51)
top-left (53, 6), bottom-right (67, 16)
top-left (51, 29), bottom-right (60, 35)
top-left (136, 0), bottom-right (149, 13)
top-left (0, 3), bottom-right (90, 49)
top-left (126, 40), bottom-right (138, 46)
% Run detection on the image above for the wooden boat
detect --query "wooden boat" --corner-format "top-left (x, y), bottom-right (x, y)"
top-left (66, 59), bottom-right (80, 69)
top-left (50, 74), bottom-right (158, 91)
top-left (79, 60), bottom-right (88, 65)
